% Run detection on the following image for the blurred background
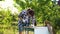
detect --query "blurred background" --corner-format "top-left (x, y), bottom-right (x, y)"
top-left (0, 0), bottom-right (60, 34)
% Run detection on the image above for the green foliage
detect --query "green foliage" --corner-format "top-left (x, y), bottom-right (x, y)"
top-left (0, 8), bottom-right (18, 34)
top-left (0, 0), bottom-right (60, 34)
top-left (0, 9), bottom-right (11, 24)
top-left (16, 0), bottom-right (60, 34)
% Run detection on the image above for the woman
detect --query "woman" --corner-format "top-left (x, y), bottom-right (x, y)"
top-left (18, 8), bottom-right (36, 34)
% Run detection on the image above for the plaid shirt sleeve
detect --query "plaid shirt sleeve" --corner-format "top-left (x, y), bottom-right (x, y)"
top-left (18, 10), bottom-right (27, 18)
top-left (18, 12), bottom-right (23, 18)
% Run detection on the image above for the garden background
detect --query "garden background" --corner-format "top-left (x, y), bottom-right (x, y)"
top-left (0, 0), bottom-right (60, 34)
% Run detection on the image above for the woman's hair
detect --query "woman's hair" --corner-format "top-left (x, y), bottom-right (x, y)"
top-left (27, 9), bottom-right (34, 16)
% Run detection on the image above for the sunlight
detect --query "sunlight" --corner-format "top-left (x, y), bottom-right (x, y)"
top-left (0, 0), bottom-right (18, 14)
top-left (0, 0), bottom-right (13, 9)
top-left (5, 0), bottom-right (13, 7)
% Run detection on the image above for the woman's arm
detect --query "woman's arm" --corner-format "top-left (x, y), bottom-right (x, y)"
top-left (31, 16), bottom-right (36, 26)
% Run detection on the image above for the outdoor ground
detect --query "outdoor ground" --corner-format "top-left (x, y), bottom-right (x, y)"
top-left (0, 24), bottom-right (60, 34)
top-left (0, 23), bottom-right (42, 34)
